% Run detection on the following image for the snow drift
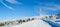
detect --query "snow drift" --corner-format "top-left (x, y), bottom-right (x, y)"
top-left (11, 20), bottom-right (51, 27)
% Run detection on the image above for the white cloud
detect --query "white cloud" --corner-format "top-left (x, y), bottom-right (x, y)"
top-left (40, 3), bottom-right (60, 11)
top-left (0, 0), bottom-right (22, 10)
top-left (1, 2), bottom-right (14, 10)
top-left (6, 0), bottom-right (21, 4)
top-left (41, 6), bottom-right (58, 11)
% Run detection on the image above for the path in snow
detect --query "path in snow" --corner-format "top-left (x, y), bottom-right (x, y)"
top-left (43, 19), bottom-right (60, 27)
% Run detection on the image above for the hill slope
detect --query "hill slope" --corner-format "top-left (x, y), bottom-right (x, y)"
top-left (11, 20), bottom-right (51, 27)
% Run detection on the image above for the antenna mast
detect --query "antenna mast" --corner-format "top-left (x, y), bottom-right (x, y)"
top-left (39, 8), bottom-right (42, 16)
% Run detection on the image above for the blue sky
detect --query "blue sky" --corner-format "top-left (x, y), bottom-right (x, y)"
top-left (0, 0), bottom-right (60, 21)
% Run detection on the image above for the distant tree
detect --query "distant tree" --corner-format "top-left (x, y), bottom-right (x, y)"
top-left (6, 22), bottom-right (10, 25)
top-left (56, 13), bottom-right (60, 19)
top-left (27, 18), bottom-right (30, 22)
top-left (17, 19), bottom-right (23, 24)
top-left (5, 21), bottom-right (9, 25)
top-left (56, 13), bottom-right (60, 16)
top-left (31, 18), bottom-right (35, 20)
top-left (22, 20), bottom-right (25, 22)
top-left (45, 16), bottom-right (48, 19)
top-left (0, 23), bottom-right (5, 26)
top-left (49, 16), bottom-right (53, 18)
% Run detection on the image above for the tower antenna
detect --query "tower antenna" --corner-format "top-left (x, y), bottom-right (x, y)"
top-left (38, 8), bottom-right (42, 16)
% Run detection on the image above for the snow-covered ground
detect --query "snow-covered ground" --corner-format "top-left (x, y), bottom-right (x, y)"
top-left (11, 20), bottom-right (51, 27)
top-left (1, 18), bottom-right (60, 27)
top-left (43, 19), bottom-right (60, 27)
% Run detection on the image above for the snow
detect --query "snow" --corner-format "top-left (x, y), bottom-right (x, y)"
top-left (11, 20), bottom-right (51, 27)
